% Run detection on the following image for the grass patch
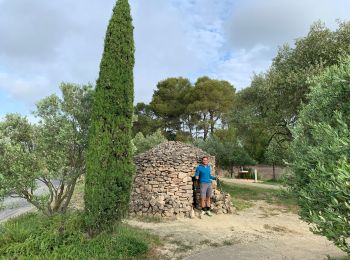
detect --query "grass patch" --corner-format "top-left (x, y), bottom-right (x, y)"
top-left (0, 211), bottom-right (161, 259)
top-left (259, 178), bottom-right (285, 186)
top-left (327, 256), bottom-right (350, 260)
top-left (223, 240), bottom-right (234, 246)
top-left (169, 239), bottom-right (194, 253)
top-left (263, 224), bottom-right (290, 233)
top-left (70, 178), bottom-right (85, 210)
top-left (209, 242), bottom-right (220, 247)
top-left (200, 239), bottom-right (211, 245)
top-left (222, 182), bottom-right (298, 213)
top-left (232, 198), bottom-right (254, 211)
top-left (134, 215), bottom-right (164, 223)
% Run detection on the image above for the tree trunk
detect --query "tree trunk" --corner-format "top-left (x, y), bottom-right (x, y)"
top-left (209, 112), bottom-right (215, 133)
top-left (272, 163), bottom-right (276, 180)
top-left (202, 113), bottom-right (209, 140)
top-left (203, 128), bottom-right (208, 140)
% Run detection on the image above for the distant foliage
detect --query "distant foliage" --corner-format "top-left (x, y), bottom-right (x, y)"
top-left (289, 57), bottom-right (350, 254)
top-left (264, 139), bottom-right (287, 166)
top-left (132, 102), bottom-right (161, 137)
top-left (132, 130), bottom-right (167, 155)
top-left (194, 134), bottom-right (255, 169)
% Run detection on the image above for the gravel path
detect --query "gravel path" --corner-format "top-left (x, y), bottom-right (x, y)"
top-left (128, 201), bottom-right (346, 260)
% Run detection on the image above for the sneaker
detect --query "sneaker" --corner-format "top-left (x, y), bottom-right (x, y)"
top-left (206, 210), bottom-right (213, 216)
top-left (200, 210), bottom-right (206, 218)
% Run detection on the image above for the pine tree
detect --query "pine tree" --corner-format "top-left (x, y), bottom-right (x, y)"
top-left (84, 0), bottom-right (134, 233)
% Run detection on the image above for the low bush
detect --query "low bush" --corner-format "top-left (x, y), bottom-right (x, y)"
top-left (0, 212), bottom-right (160, 259)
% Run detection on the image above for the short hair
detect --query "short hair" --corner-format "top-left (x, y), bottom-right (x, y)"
top-left (202, 156), bottom-right (208, 161)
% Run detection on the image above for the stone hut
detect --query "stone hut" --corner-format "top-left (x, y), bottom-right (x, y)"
top-left (129, 141), bottom-right (233, 218)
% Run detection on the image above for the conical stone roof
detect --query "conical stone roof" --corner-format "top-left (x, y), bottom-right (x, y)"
top-left (135, 141), bottom-right (211, 163)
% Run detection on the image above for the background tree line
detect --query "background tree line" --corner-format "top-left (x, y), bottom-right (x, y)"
top-left (133, 76), bottom-right (235, 141)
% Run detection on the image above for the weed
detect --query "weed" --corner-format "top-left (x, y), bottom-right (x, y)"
top-left (233, 198), bottom-right (254, 211)
top-left (263, 224), bottom-right (299, 235)
top-left (264, 224), bottom-right (288, 232)
top-left (223, 240), bottom-right (234, 246)
top-left (170, 239), bottom-right (194, 253)
top-left (326, 255), bottom-right (350, 260)
top-left (200, 239), bottom-right (211, 245)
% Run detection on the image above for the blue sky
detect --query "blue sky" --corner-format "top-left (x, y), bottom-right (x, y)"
top-left (1, 0), bottom-right (350, 120)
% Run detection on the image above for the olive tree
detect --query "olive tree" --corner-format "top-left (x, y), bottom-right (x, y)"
top-left (0, 83), bottom-right (93, 216)
top-left (289, 57), bottom-right (350, 254)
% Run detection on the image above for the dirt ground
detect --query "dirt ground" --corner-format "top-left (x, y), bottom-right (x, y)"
top-left (128, 201), bottom-right (347, 260)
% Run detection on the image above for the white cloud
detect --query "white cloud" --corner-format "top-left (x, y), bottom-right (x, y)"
top-left (0, 0), bottom-right (350, 114)
top-left (225, 0), bottom-right (350, 49)
top-left (0, 0), bottom-right (114, 105)
top-left (0, 0), bottom-right (76, 62)
top-left (210, 45), bottom-right (273, 90)
top-left (0, 72), bottom-right (51, 104)
top-left (213, 0), bottom-right (350, 90)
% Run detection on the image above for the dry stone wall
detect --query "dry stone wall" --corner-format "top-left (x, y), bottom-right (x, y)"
top-left (129, 141), bottom-right (233, 218)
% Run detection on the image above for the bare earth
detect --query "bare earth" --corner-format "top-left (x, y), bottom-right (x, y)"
top-left (128, 201), bottom-right (347, 260)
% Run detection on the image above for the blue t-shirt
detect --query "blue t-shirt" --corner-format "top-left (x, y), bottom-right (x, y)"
top-left (195, 164), bottom-right (216, 183)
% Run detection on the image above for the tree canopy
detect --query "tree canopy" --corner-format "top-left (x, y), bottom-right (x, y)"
top-left (0, 83), bottom-right (93, 216)
top-left (146, 76), bottom-right (235, 140)
top-left (230, 21), bottom-right (350, 164)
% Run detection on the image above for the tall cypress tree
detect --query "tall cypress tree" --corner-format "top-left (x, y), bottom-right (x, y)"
top-left (85, 0), bottom-right (134, 233)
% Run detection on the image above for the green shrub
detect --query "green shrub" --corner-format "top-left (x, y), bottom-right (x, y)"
top-left (0, 212), bottom-right (159, 259)
top-left (194, 135), bottom-right (255, 169)
top-left (132, 130), bottom-right (167, 154)
top-left (289, 57), bottom-right (350, 254)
